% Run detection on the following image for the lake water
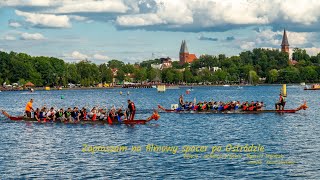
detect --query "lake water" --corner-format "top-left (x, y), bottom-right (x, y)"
top-left (0, 86), bottom-right (319, 179)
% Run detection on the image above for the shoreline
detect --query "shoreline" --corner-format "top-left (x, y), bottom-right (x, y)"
top-left (0, 83), bottom-right (306, 92)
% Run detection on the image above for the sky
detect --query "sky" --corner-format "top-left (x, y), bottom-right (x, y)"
top-left (1, 0), bottom-right (320, 64)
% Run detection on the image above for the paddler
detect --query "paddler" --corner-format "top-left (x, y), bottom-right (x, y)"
top-left (71, 107), bottom-right (80, 121)
top-left (116, 108), bottom-right (126, 122)
top-left (146, 110), bottom-right (160, 122)
top-left (64, 107), bottom-right (72, 121)
top-left (46, 107), bottom-right (56, 121)
top-left (39, 107), bottom-right (47, 121)
top-left (25, 99), bottom-right (34, 118)
top-left (179, 95), bottom-right (184, 107)
top-left (55, 108), bottom-right (64, 122)
top-left (127, 99), bottom-right (136, 120)
top-left (108, 108), bottom-right (118, 123)
top-left (34, 108), bottom-right (40, 122)
top-left (275, 93), bottom-right (286, 110)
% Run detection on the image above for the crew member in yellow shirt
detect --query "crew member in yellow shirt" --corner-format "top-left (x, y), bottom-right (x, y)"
top-left (25, 99), bottom-right (34, 118)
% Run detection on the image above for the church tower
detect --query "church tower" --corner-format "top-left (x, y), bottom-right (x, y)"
top-left (179, 40), bottom-right (197, 65)
top-left (281, 29), bottom-right (289, 54)
top-left (179, 40), bottom-right (189, 65)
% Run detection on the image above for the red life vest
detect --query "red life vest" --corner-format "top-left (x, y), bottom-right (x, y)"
top-left (92, 114), bottom-right (96, 121)
top-left (131, 102), bottom-right (135, 111)
top-left (107, 116), bottom-right (112, 124)
top-left (202, 104), bottom-right (207, 110)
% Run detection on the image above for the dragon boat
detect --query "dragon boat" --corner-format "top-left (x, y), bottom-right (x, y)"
top-left (1, 110), bottom-right (147, 125)
top-left (157, 102), bottom-right (308, 114)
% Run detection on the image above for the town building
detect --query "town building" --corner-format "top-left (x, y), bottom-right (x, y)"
top-left (151, 57), bottom-right (172, 70)
top-left (179, 40), bottom-right (197, 65)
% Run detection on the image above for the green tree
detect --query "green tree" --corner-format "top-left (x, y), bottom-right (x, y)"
top-left (267, 69), bottom-right (279, 83)
top-left (183, 69), bottom-right (193, 83)
top-left (99, 63), bottom-right (113, 83)
top-left (147, 68), bottom-right (159, 81)
top-left (249, 70), bottom-right (260, 84)
top-left (162, 69), bottom-right (174, 83)
top-left (116, 69), bottom-right (125, 83)
top-left (66, 63), bottom-right (80, 84)
top-left (299, 66), bottom-right (318, 82)
top-left (173, 70), bottom-right (183, 83)
top-left (107, 59), bottom-right (124, 69)
top-left (292, 48), bottom-right (310, 62)
top-left (278, 66), bottom-right (301, 83)
top-left (134, 67), bottom-right (147, 82)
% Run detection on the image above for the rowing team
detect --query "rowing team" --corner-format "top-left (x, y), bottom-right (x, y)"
top-left (178, 101), bottom-right (264, 111)
top-left (24, 99), bottom-right (160, 123)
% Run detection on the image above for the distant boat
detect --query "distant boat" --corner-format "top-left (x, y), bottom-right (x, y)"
top-left (157, 85), bottom-right (166, 92)
top-left (304, 84), bottom-right (320, 90)
top-left (166, 85), bottom-right (180, 89)
top-left (223, 84), bottom-right (230, 87)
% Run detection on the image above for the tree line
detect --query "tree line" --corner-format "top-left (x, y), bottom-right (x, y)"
top-left (1, 48), bottom-right (320, 87)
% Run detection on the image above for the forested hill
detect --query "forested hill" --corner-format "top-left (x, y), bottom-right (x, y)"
top-left (0, 48), bottom-right (320, 86)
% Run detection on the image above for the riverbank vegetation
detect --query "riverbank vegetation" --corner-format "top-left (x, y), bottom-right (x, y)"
top-left (0, 48), bottom-right (320, 87)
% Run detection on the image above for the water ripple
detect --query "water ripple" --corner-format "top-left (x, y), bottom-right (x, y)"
top-left (0, 86), bottom-right (319, 179)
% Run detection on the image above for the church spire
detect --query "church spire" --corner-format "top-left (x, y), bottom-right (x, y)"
top-left (281, 29), bottom-right (289, 54)
top-left (281, 29), bottom-right (289, 46)
top-left (180, 40), bottom-right (189, 54)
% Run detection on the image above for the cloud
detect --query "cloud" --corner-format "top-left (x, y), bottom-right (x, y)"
top-left (256, 29), bottom-right (314, 47)
top-left (198, 35), bottom-right (218, 41)
top-left (15, 10), bottom-right (71, 28)
top-left (20, 32), bottom-right (45, 40)
top-left (116, 13), bottom-right (164, 27)
top-left (237, 28), bottom-right (317, 51)
top-left (93, 54), bottom-right (109, 60)
top-left (63, 51), bottom-right (109, 63)
top-left (71, 51), bottom-right (89, 60)
top-left (3, 35), bottom-right (16, 41)
top-left (0, 0), bottom-right (55, 7)
top-left (240, 42), bottom-right (255, 50)
top-left (4, 0), bottom-right (320, 32)
top-left (69, 15), bottom-right (88, 21)
top-left (8, 21), bottom-right (21, 28)
top-left (226, 36), bottom-right (235, 41)
top-left (54, 0), bottom-right (128, 13)
top-left (304, 47), bottom-right (320, 56)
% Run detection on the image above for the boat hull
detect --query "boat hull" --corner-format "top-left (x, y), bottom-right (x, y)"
top-left (1, 110), bottom-right (146, 125)
top-left (7, 117), bottom-right (146, 125)
top-left (159, 109), bottom-right (297, 114)
top-left (157, 105), bottom-right (306, 114)
top-left (304, 88), bottom-right (320, 90)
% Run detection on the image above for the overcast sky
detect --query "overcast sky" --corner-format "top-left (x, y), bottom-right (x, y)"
top-left (1, 0), bottom-right (320, 64)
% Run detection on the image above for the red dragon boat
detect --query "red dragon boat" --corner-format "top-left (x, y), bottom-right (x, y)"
top-left (1, 110), bottom-right (147, 125)
top-left (157, 102), bottom-right (308, 114)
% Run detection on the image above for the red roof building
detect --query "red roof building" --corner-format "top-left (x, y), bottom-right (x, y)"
top-left (179, 40), bottom-right (197, 65)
